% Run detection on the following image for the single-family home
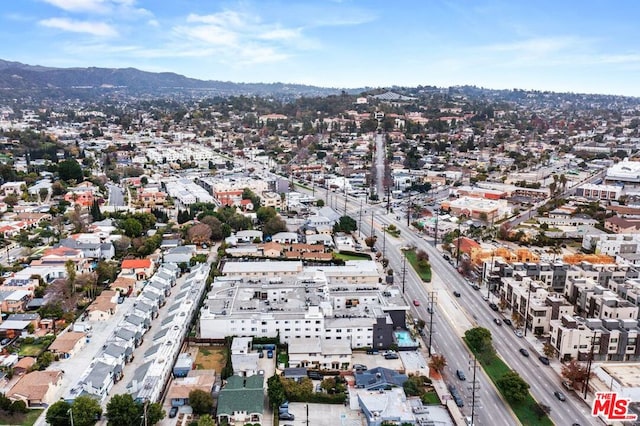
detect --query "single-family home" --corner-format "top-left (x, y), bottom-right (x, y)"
top-left (167, 370), bottom-right (216, 407)
top-left (48, 331), bottom-right (86, 359)
top-left (7, 370), bottom-right (64, 408)
top-left (216, 375), bottom-right (264, 425)
top-left (121, 258), bottom-right (155, 280)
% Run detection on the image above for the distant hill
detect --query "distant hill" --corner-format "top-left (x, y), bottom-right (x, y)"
top-left (0, 59), bottom-right (357, 97)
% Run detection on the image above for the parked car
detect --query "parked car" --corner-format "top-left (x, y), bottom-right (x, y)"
top-left (472, 284), bottom-right (480, 291)
top-left (0, 338), bottom-right (10, 346)
top-left (489, 303), bottom-right (499, 311)
top-left (502, 318), bottom-right (512, 326)
top-left (482, 295), bottom-right (489, 301)
top-left (538, 356), bottom-right (550, 365)
top-left (267, 349), bottom-right (274, 358)
top-left (168, 407), bottom-right (178, 418)
top-left (514, 329), bottom-right (524, 338)
top-left (353, 364), bottom-right (368, 371)
top-left (258, 350), bottom-right (264, 358)
top-left (279, 412), bottom-right (295, 421)
top-left (554, 391), bottom-right (566, 402)
top-left (384, 352), bottom-right (399, 360)
top-left (456, 369), bottom-right (466, 380)
top-left (366, 349), bottom-right (379, 355)
top-left (519, 348), bottom-right (530, 357)
top-left (426, 306), bottom-right (433, 314)
top-left (453, 291), bottom-right (461, 297)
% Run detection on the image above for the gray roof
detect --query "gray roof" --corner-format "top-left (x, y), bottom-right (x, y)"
top-left (125, 314), bottom-right (146, 327)
top-left (167, 246), bottom-right (195, 254)
top-left (115, 328), bottom-right (136, 341)
top-left (144, 344), bottom-right (160, 358)
top-left (7, 313), bottom-right (39, 321)
top-left (153, 328), bottom-right (169, 341)
top-left (104, 343), bottom-right (127, 358)
top-left (354, 367), bottom-right (408, 390)
top-left (85, 361), bottom-right (112, 388)
top-left (161, 315), bottom-right (175, 326)
top-left (129, 360), bottom-right (153, 385)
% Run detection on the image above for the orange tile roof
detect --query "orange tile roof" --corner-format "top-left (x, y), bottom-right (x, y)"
top-left (121, 259), bottom-right (151, 269)
top-left (8, 370), bottom-right (62, 402)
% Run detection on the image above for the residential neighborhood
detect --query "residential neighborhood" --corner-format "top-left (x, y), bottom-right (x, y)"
top-left (0, 83), bottom-right (639, 426)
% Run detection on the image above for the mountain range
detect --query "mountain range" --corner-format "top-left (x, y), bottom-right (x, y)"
top-left (0, 59), bottom-right (356, 98)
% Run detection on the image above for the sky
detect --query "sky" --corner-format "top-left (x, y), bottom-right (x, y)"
top-left (2, 0), bottom-right (640, 96)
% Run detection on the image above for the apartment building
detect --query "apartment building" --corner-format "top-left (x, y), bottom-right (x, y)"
top-left (550, 315), bottom-right (640, 362)
top-left (199, 270), bottom-right (409, 352)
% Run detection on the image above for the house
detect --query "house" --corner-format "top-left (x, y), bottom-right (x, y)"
top-left (0, 290), bottom-right (31, 313)
top-left (83, 361), bottom-right (114, 399)
top-left (163, 245), bottom-right (196, 264)
top-left (86, 291), bottom-right (118, 321)
top-left (121, 258), bottom-right (155, 280)
top-left (271, 232), bottom-right (299, 244)
top-left (216, 374), bottom-right (264, 425)
top-left (48, 331), bottom-right (86, 359)
top-left (7, 370), bottom-right (63, 408)
top-left (110, 276), bottom-right (136, 295)
top-left (354, 367), bottom-right (408, 390)
top-left (167, 370), bottom-right (216, 407)
top-left (173, 353), bottom-right (194, 378)
top-left (12, 357), bottom-right (36, 375)
top-left (259, 242), bottom-right (282, 258)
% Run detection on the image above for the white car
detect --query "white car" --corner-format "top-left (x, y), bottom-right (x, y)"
top-left (514, 329), bottom-right (524, 338)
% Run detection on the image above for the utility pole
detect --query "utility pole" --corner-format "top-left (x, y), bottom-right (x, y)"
top-left (68, 409), bottom-right (74, 426)
top-left (456, 220), bottom-right (462, 268)
top-left (382, 225), bottom-right (387, 260)
top-left (358, 198), bottom-right (363, 238)
top-left (433, 208), bottom-right (439, 247)
top-left (485, 253), bottom-right (495, 300)
top-left (386, 185), bottom-right (391, 214)
top-left (469, 355), bottom-right (480, 426)
top-left (583, 331), bottom-right (597, 399)
top-left (306, 403), bottom-right (310, 426)
top-left (401, 254), bottom-right (407, 294)
top-left (343, 182), bottom-right (348, 215)
top-left (370, 211), bottom-right (374, 239)
top-left (406, 192), bottom-right (411, 227)
top-left (427, 291), bottom-right (436, 356)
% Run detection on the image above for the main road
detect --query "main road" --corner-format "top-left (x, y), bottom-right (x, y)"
top-left (318, 184), bottom-right (597, 425)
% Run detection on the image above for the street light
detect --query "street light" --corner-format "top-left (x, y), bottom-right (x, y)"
top-left (382, 225), bottom-right (387, 260)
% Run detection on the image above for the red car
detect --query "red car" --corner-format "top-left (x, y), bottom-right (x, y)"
top-left (413, 299), bottom-right (420, 306)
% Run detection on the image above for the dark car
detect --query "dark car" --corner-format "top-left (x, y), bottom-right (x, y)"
top-left (554, 391), bottom-right (566, 402)
top-left (493, 318), bottom-right (502, 326)
top-left (453, 291), bottom-right (461, 297)
top-left (353, 364), bottom-right (367, 371)
top-left (168, 407), bottom-right (178, 418)
top-left (384, 352), bottom-right (399, 359)
top-left (519, 348), bottom-right (530, 357)
top-left (456, 369), bottom-right (466, 380)
top-left (489, 303), bottom-right (499, 311)
top-left (503, 318), bottom-right (512, 326)
top-left (538, 356), bottom-right (550, 365)
top-left (366, 349), bottom-right (379, 355)
top-left (279, 412), bottom-right (295, 421)
top-left (472, 284), bottom-right (480, 291)
top-left (426, 306), bottom-right (433, 314)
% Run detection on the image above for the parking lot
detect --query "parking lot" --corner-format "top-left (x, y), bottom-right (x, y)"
top-left (286, 402), bottom-right (363, 426)
top-left (350, 351), bottom-right (404, 371)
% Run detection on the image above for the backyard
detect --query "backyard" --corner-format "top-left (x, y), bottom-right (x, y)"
top-left (194, 346), bottom-right (227, 371)
top-left (0, 409), bottom-right (42, 425)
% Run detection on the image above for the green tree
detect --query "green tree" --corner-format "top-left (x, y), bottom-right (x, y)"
top-left (267, 375), bottom-right (286, 409)
top-left (263, 216), bottom-right (287, 236)
top-left (58, 159), bottom-right (84, 182)
top-left (105, 394), bottom-right (139, 426)
top-left (71, 395), bottom-right (103, 426)
top-left (256, 206), bottom-right (278, 223)
top-left (316, 199), bottom-right (325, 207)
top-left (89, 199), bottom-right (103, 222)
top-left (496, 371), bottom-right (530, 403)
top-left (189, 389), bottom-right (214, 415)
top-left (333, 216), bottom-right (357, 233)
top-left (46, 400), bottom-right (72, 426)
top-left (464, 327), bottom-right (493, 353)
top-left (197, 414), bottom-right (215, 426)
top-left (121, 218), bottom-right (143, 238)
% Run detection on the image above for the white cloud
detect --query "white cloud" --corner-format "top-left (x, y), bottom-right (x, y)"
top-left (39, 17), bottom-right (118, 37)
top-left (41, 0), bottom-right (109, 13)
